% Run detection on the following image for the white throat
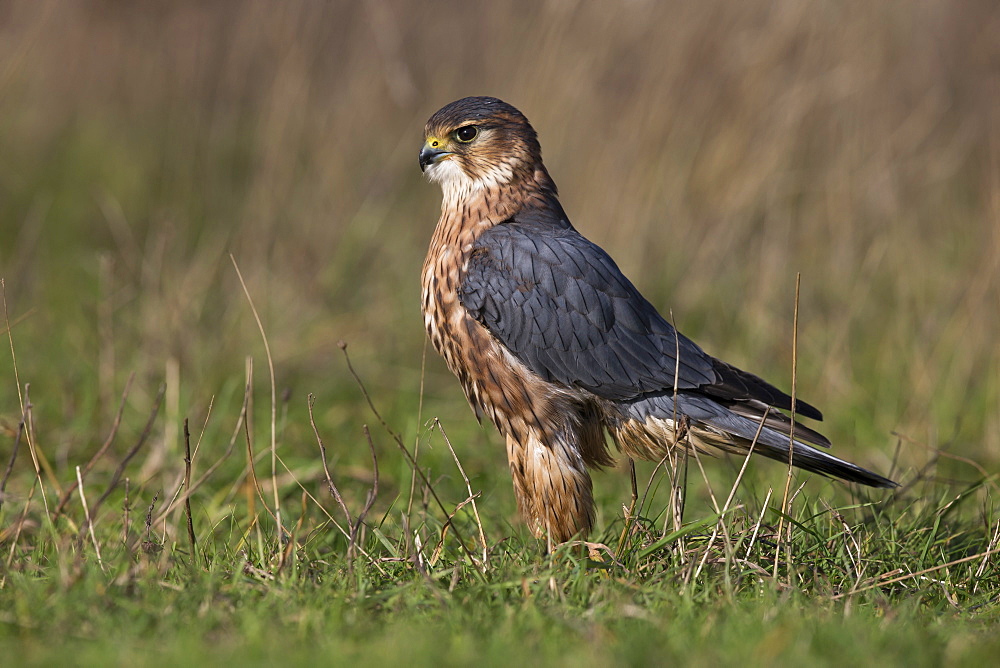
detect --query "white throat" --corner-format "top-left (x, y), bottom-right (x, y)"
top-left (425, 157), bottom-right (516, 211)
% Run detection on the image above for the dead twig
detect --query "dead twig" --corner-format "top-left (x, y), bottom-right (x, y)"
top-left (3, 482), bottom-right (38, 584)
top-left (154, 394), bottom-right (241, 526)
top-left (437, 418), bottom-right (488, 567)
top-left (308, 394), bottom-right (352, 528)
top-left (142, 492), bottom-right (162, 554)
top-left (831, 547), bottom-right (1000, 601)
top-left (350, 425), bottom-right (380, 565)
top-left (0, 406), bottom-right (27, 513)
top-left (54, 373), bottom-right (135, 517)
top-left (339, 341), bottom-right (486, 580)
top-left (183, 419), bottom-right (197, 563)
top-left (122, 477), bottom-right (131, 547)
top-left (90, 383), bottom-right (166, 519)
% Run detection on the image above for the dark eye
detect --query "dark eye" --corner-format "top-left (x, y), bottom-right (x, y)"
top-left (455, 125), bottom-right (478, 143)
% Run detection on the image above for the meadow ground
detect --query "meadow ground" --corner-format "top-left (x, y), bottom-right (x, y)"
top-left (2, 2), bottom-right (999, 664)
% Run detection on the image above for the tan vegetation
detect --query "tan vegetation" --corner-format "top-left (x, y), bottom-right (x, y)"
top-left (1, 0), bottom-right (998, 545)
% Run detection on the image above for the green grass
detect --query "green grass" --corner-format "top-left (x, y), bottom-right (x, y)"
top-left (2, 1), bottom-right (1000, 664)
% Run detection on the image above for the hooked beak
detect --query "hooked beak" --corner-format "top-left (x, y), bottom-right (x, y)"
top-left (419, 142), bottom-right (451, 172)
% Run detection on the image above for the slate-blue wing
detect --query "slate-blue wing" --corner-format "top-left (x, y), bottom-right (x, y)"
top-left (459, 204), bottom-right (822, 422)
top-left (460, 215), bottom-right (714, 401)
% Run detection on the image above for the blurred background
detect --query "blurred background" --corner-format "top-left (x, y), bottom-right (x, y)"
top-left (1, 1), bottom-right (998, 523)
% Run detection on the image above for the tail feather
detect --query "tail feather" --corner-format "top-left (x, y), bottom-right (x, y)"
top-left (619, 392), bottom-right (898, 489)
top-left (724, 399), bottom-right (832, 448)
top-left (721, 425), bottom-right (898, 488)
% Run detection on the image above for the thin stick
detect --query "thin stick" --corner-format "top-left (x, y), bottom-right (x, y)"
top-left (668, 310), bottom-right (686, 536)
top-left (775, 273), bottom-right (801, 579)
top-left (76, 466), bottom-right (104, 572)
top-left (408, 334), bottom-right (429, 519)
top-left (242, 359), bottom-right (273, 522)
top-left (638, 451), bottom-right (672, 526)
top-left (437, 418), bottom-right (488, 567)
top-left (122, 477), bottom-right (131, 547)
top-left (830, 547), bottom-right (1000, 600)
top-left (615, 459), bottom-right (639, 560)
top-left (54, 373), bottom-right (135, 517)
top-left (158, 403), bottom-right (215, 532)
top-left (2, 280), bottom-right (26, 445)
top-left (278, 448), bottom-right (388, 576)
top-left (350, 425), bottom-right (380, 567)
top-left (0, 305), bottom-right (34, 338)
top-left (693, 408), bottom-right (771, 581)
top-left (20, 384), bottom-right (61, 499)
top-left (823, 499), bottom-right (864, 587)
top-left (430, 491), bottom-right (483, 566)
top-left (154, 395), bottom-right (241, 526)
top-left (721, 408), bottom-right (770, 518)
top-left (273, 451), bottom-right (389, 577)
top-left (143, 492), bottom-right (159, 552)
top-left (3, 481), bottom-right (38, 585)
top-left (91, 383), bottom-right (166, 517)
top-left (190, 395), bottom-right (215, 460)
top-left (339, 342), bottom-right (485, 580)
top-left (391, 426), bottom-right (484, 578)
top-left (183, 419), bottom-right (197, 562)
top-left (4, 281), bottom-right (55, 511)
top-left (230, 254), bottom-right (282, 541)
top-left (307, 394), bottom-right (352, 527)
top-left (746, 488), bottom-right (773, 561)
top-left (0, 407), bottom-right (26, 513)
top-left (972, 517), bottom-right (1000, 593)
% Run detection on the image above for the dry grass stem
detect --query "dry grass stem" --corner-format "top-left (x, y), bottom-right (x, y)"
top-left (231, 254), bottom-right (282, 543)
top-left (831, 547), bottom-right (1000, 601)
top-left (2, 6), bottom-right (999, 658)
top-left (691, 411), bottom-right (770, 581)
top-left (238, 358), bottom-right (279, 536)
top-left (775, 273), bottom-right (801, 580)
top-left (973, 518), bottom-right (1000, 593)
top-left (667, 310), bottom-right (688, 544)
top-left (746, 488), bottom-right (773, 561)
top-left (614, 459), bottom-right (639, 561)
top-left (76, 466), bottom-right (104, 572)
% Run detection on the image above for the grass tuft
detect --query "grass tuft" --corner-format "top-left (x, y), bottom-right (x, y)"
top-left (2, 1), bottom-right (999, 662)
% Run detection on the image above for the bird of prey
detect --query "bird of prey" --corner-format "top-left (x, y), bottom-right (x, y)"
top-left (419, 96), bottom-right (896, 543)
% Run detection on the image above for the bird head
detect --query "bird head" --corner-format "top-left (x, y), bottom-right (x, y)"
top-left (420, 97), bottom-right (548, 197)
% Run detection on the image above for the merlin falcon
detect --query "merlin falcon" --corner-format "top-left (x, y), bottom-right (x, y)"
top-left (419, 96), bottom-right (896, 543)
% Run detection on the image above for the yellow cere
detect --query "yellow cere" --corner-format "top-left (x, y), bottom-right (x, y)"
top-left (425, 136), bottom-right (446, 149)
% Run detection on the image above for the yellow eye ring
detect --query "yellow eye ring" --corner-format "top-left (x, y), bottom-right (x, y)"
top-left (455, 125), bottom-right (479, 143)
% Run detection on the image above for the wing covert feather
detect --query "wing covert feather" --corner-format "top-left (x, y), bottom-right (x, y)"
top-left (459, 216), bottom-right (717, 400)
top-left (458, 206), bottom-right (824, 420)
